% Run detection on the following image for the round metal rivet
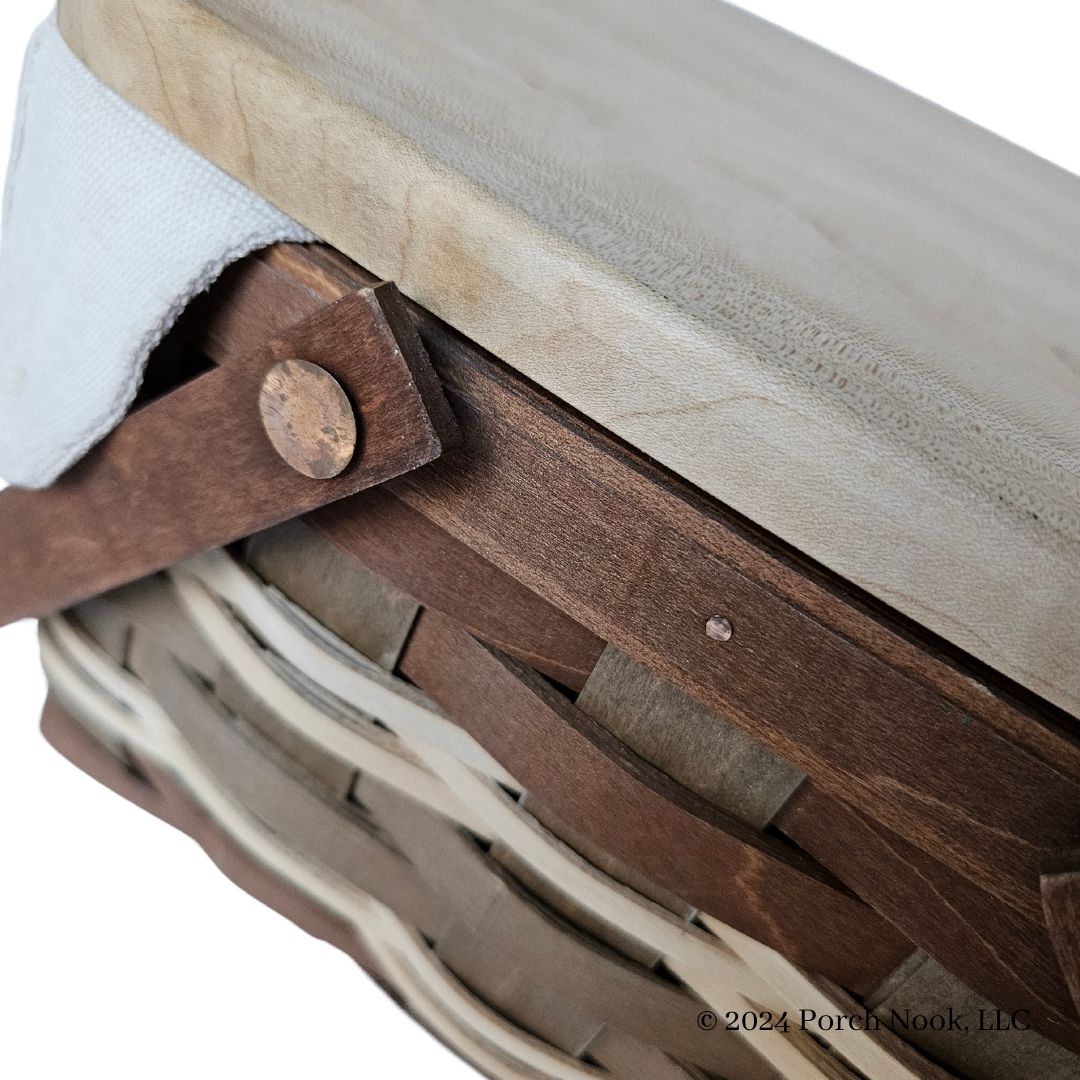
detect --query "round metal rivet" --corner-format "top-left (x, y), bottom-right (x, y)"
top-left (705, 615), bottom-right (733, 642)
top-left (258, 359), bottom-right (357, 479)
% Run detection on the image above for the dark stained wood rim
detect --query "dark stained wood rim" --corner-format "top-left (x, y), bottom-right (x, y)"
top-left (383, 335), bottom-right (1080, 926)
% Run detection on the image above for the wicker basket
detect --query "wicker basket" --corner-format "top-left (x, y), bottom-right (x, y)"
top-left (37, 522), bottom-right (1080, 1080)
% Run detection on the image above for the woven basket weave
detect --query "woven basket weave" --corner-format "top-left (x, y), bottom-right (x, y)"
top-left (37, 521), bottom-right (1080, 1080)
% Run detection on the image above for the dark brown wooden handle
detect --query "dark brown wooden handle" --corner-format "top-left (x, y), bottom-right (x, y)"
top-left (0, 282), bottom-right (458, 625)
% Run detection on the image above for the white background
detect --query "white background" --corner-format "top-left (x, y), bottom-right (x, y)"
top-left (1, 3), bottom-right (1077, 1078)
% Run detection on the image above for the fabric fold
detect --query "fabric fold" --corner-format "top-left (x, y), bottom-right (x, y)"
top-left (0, 13), bottom-right (313, 488)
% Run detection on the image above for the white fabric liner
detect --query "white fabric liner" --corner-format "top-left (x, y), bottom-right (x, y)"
top-left (0, 14), bottom-right (313, 489)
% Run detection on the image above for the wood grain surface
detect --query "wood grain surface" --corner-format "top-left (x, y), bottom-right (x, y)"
top-left (1042, 856), bottom-right (1080, 1020)
top-left (400, 607), bottom-right (913, 995)
top-left (183, 246), bottom-right (1080, 764)
top-left (777, 785), bottom-right (1080, 1051)
top-left (25, 242), bottom-right (1080, 1051)
top-left (0, 281), bottom-right (457, 626)
top-left (58, 0), bottom-right (1080, 720)
top-left (219, 251), bottom-right (1080, 865)
top-left (257, 246), bottom-right (1080, 781)
top-left (312, 488), bottom-right (604, 690)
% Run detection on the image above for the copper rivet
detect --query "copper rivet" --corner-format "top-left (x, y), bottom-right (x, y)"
top-left (258, 359), bottom-right (357, 479)
top-left (705, 615), bottom-right (733, 642)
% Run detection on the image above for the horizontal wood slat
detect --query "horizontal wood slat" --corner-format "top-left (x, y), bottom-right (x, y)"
top-left (0, 282), bottom-right (457, 625)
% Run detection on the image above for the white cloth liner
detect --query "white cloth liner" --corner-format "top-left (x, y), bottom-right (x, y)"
top-left (0, 14), bottom-right (313, 488)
